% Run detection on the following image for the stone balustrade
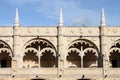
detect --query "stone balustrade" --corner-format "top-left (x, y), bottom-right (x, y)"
top-left (109, 68), bottom-right (120, 78)
top-left (63, 68), bottom-right (103, 78)
top-left (1, 68), bottom-right (120, 79)
top-left (0, 68), bottom-right (12, 77)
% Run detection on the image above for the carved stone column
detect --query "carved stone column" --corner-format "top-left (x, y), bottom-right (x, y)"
top-left (81, 55), bottom-right (83, 68)
top-left (38, 53), bottom-right (42, 68)
top-left (13, 26), bottom-right (22, 68)
top-left (80, 47), bottom-right (84, 68)
top-left (38, 46), bottom-right (42, 68)
top-left (100, 27), bottom-right (109, 78)
top-left (57, 26), bottom-right (64, 77)
top-left (12, 59), bottom-right (17, 78)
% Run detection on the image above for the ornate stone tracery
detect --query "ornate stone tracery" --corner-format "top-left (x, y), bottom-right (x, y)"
top-left (0, 40), bottom-right (12, 67)
top-left (67, 39), bottom-right (99, 68)
top-left (23, 38), bottom-right (57, 68)
top-left (110, 39), bottom-right (120, 67)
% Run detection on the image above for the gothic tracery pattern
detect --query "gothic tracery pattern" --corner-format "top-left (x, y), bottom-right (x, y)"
top-left (110, 39), bottom-right (120, 67)
top-left (67, 39), bottom-right (99, 68)
top-left (23, 38), bottom-right (57, 68)
top-left (0, 40), bottom-right (12, 67)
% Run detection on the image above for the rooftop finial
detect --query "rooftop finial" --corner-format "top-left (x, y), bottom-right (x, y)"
top-left (58, 8), bottom-right (63, 26)
top-left (100, 8), bottom-right (106, 26)
top-left (14, 8), bottom-right (20, 27)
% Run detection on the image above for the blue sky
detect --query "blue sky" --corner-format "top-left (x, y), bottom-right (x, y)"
top-left (0, 0), bottom-right (120, 26)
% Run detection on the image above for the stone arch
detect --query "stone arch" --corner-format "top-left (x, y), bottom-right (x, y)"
top-left (0, 40), bottom-right (13, 68)
top-left (67, 48), bottom-right (81, 68)
top-left (23, 38), bottom-right (57, 68)
top-left (67, 39), bottom-right (100, 68)
top-left (110, 39), bottom-right (120, 67)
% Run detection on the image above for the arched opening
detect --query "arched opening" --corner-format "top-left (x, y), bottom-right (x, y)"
top-left (0, 40), bottom-right (12, 68)
top-left (0, 51), bottom-right (11, 67)
top-left (83, 51), bottom-right (97, 68)
top-left (40, 50), bottom-right (55, 67)
top-left (110, 40), bottom-right (120, 68)
top-left (23, 50), bottom-right (38, 68)
top-left (67, 39), bottom-right (99, 68)
top-left (23, 38), bottom-right (57, 68)
top-left (67, 50), bottom-right (81, 68)
top-left (110, 50), bottom-right (120, 67)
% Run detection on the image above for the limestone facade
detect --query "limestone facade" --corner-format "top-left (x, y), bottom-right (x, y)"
top-left (0, 8), bottom-right (120, 80)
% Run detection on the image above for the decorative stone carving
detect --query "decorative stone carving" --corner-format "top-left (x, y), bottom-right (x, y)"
top-left (37, 28), bottom-right (40, 33)
top-left (27, 28), bottom-right (31, 33)
top-left (46, 28), bottom-right (49, 33)
top-left (71, 30), bottom-right (74, 33)
top-left (79, 29), bottom-right (83, 34)
top-left (112, 28), bottom-right (118, 33)
top-left (67, 39), bottom-right (99, 68)
top-left (106, 28), bottom-right (111, 32)
top-left (23, 38), bottom-right (57, 68)
top-left (88, 30), bottom-right (92, 34)
top-left (106, 28), bottom-right (118, 34)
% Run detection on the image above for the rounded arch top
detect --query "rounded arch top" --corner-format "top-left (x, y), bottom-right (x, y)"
top-left (110, 39), bottom-right (120, 56)
top-left (67, 38), bottom-right (100, 68)
top-left (23, 38), bottom-right (57, 68)
top-left (68, 38), bottom-right (99, 52)
top-left (24, 38), bottom-right (56, 52)
top-left (111, 39), bottom-right (120, 49)
top-left (0, 40), bottom-right (13, 57)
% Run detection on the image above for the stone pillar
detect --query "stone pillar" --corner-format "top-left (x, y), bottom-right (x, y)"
top-left (81, 55), bottom-right (83, 68)
top-left (57, 26), bottom-right (64, 77)
top-left (13, 26), bottom-right (20, 69)
top-left (100, 26), bottom-right (109, 78)
top-left (38, 56), bottom-right (40, 68)
top-left (80, 47), bottom-right (84, 68)
top-left (38, 54), bottom-right (42, 68)
top-left (12, 59), bottom-right (17, 78)
top-left (38, 46), bottom-right (41, 68)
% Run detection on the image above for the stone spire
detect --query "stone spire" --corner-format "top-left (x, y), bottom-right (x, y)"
top-left (14, 8), bottom-right (20, 27)
top-left (58, 8), bottom-right (63, 26)
top-left (100, 8), bottom-right (106, 26)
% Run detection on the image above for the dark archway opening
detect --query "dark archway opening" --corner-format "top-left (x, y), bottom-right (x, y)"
top-left (68, 39), bottom-right (99, 68)
top-left (67, 50), bottom-right (81, 68)
top-left (40, 50), bottom-right (56, 67)
top-left (0, 51), bottom-right (11, 68)
top-left (83, 51), bottom-right (97, 68)
top-left (110, 50), bottom-right (120, 67)
top-left (24, 38), bottom-right (57, 68)
top-left (23, 50), bottom-right (38, 68)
